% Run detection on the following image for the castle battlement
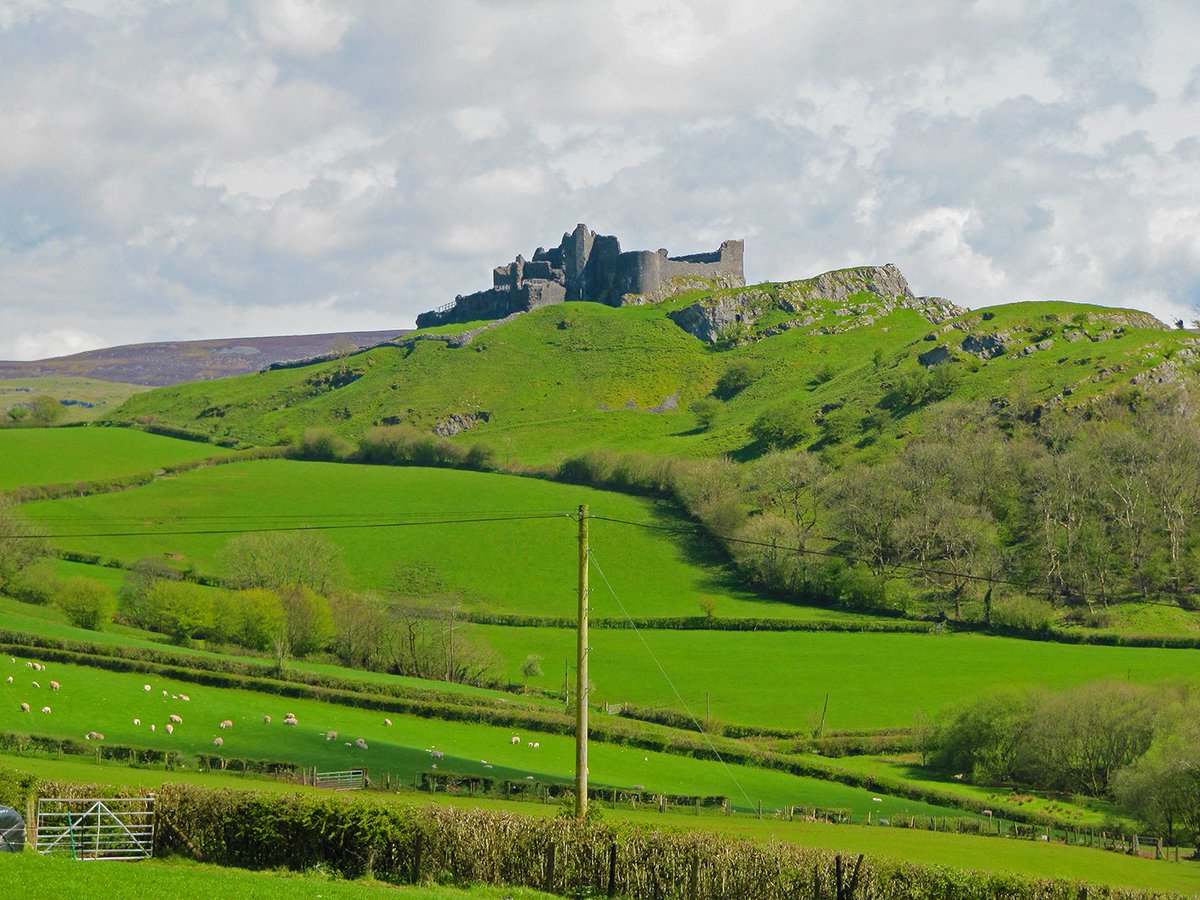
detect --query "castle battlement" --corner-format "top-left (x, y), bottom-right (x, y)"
top-left (416, 224), bottom-right (744, 328)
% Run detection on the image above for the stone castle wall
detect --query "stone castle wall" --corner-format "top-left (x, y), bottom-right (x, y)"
top-left (416, 224), bottom-right (743, 328)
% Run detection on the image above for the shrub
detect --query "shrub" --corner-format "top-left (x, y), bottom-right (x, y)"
top-left (714, 359), bottom-right (763, 399)
top-left (295, 428), bottom-right (353, 461)
top-left (8, 559), bottom-right (62, 605)
top-left (55, 576), bottom-right (117, 630)
top-left (991, 596), bottom-right (1054, 632)
top-left (749, 404), bottom-right (808, 449)
top-left (689, 397), bottom-right (721, 431)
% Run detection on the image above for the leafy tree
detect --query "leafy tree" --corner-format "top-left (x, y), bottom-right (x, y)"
top-left (220, 531), bottom-right (343, 593)
top-left (279, 585), bottom-right (335, 657)
top-left (520, 653), bottom-right (543, 691)
top-left (749, 404), bottom-right (808, 450)
top-left (55, 576), bottom-right (116, 630)
top-left (689, 397), bottom-right (721, 431)
top-left (7, 559), bottom-right (61, 604)
top-left (25, 395), bottom-right (64, 426)
top-left (138, 579), bottom-right (214, 641)
top-left (714, 359), bottom-right (764, 399)
top-left (0, 500), bottom-right (44, 594)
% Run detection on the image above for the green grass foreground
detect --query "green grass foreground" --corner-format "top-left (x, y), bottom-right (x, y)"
top-left (0, 426), bottom-right (229, 490)
top-left (0, 852), bottom-right (555, 899)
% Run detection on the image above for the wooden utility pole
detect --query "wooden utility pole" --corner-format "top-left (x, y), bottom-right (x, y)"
top-left (576, 503), bottom-right (589, 819)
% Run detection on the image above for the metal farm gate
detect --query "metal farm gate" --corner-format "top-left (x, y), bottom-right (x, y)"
top-left (315, 769), bottom-right (367, 790)
top-left (36, 797), bottom-right (156, 860)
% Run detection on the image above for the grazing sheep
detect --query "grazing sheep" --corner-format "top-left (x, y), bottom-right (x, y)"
top-left (326, 730), bottom-right (338, 741)
top-left (527, 741), bottom-right (534, 748)
top-left (49, 681), bottom-right (60, 691)
top-left (263, 715), bottom-right (271, 724)
top-left (143, 684), bottom-right (152, 692)
top-left (383, 718), bottom-right (392, 727)
top-left (19, 703), bottom-right (29, 712)
top-left (162, 690), bottom-right (167, 696)
top-left (355, 738), bottom-right (368, 749)
top-left (85, 731), bottom-right (104, 741)
top-left (283, 714), bottom-right (297, 726)
top-left (5, 676), bottom-right (11, 684)
top-left (169, 714), bottom-right (183, 724)
top-left (510, 735), bottom-right (520, 744)
top-left (219, 719), bottom-right (233, 729)
top-left (41, 706), bottom-right (51, 714)
top-left (179, 694), bottom-right (190, 702)
top-left (165, 723), bottom-right (174, 734)
top-left (25, 662), bottom-right (32, 668)
top-left (150, 724), bottom-right (156, 732)
top-left (133, 718), bottom-right (141, 726)
top-left (31, 681), bottom-right (39, 689)
top-left (171, 694), bottom-right (178, 700)
top-left (430, 750), bottom-right (444, 760)
top-left (213, 736), bottom-right (223, 747)
top-left (532, 742), bottom-right (540, 749)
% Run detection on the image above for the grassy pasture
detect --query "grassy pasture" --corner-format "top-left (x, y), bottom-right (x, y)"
top-left (0, 654), bottom-right (965, 819)
top-left (474, 625), bottom-right (1200, 731)
top-left (19, 458), bottom-right (862, 622)
top-left (0, 853), bottom-right (556, 898)
top-left (0, 376), bottom-right (146, 425)
top-left (0, 426), bottom-right (229, 491)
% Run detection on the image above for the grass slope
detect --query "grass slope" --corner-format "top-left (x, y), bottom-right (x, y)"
top-left (18, 458), bottom-right (847, 621)
top-left (0, 654), bottom-right (964, 819)
top-left (475, 625), bottom-right (1200, 731)
top-left (110, 290), bottom-right (1200, 465)
top-left (0, 427), bottom-right (229, 491)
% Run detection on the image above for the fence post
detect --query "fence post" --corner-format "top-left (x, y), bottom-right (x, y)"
top-left (544, 842), bottom-right (556, 893)
top-left (607, 840), bottom-right (618, 898)
top-left (689, 849), bottom-right (700, 899)
top-left (411, 832), bottom-right (423, 884)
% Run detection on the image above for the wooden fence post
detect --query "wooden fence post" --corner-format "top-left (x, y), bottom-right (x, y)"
top-left (544, 842), bottom-right (556, 893)
top-left (607, 840), bottom-right (618, 898)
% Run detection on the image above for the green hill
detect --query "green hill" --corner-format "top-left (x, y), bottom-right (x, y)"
top-left (108, 268), bottom-right (1198, 465)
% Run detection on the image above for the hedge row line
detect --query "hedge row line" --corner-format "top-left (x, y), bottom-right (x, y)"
top-left (0, 775), bottom-right (1155, 900)
top-left (465, 612), bottom-right (931, 634)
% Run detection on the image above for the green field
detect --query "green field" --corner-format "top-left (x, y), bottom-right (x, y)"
top-left (0, 853), bottom-right (555, 899)
top-left (473, 625), bottom-right (1200, 731)
top-left (0, 376), bottom-right (147, 426)
top-left (0, 654), bottom-right (965, 819)
top-left (0, 426), bottom-right (229, 490)
top-left (19, 457), bottom-right (850, 621)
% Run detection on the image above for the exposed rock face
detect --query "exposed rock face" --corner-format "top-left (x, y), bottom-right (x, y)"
top-left (668, 264), bottom-right (960, 344)
top-left (433, 411), bottom-right (491, 436)
top-left (961, 332), bottom-right (1009, 359)
top-left (918, 344), bottom-right (952, 366)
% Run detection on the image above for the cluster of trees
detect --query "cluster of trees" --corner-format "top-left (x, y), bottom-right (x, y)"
top-left (0, 519), bottom-right (502, 687)
top-left (930, 681), bottom-right (1200, 844)
top-left (740, 389), bottom-right (1200, 617)
top-left (4, 394), bottom-right (63, 426)
top-left (296, 424), bottom-right (496, 471)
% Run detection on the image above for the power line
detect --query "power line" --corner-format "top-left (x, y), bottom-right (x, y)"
top-left (588, 545), bottom-right (756, 810)
top-left (6, 512), bottom-right (574, 540)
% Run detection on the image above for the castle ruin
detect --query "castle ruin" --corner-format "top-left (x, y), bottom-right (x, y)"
top-left (416, 224), bottom-right (744, 328)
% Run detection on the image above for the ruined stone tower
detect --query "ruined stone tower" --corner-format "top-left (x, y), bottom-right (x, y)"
top-left (416, 225), bottom-right (744, 328)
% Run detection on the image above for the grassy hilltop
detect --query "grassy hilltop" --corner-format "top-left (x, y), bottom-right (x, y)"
top-left (109, 269), bottom-right (1199, 465)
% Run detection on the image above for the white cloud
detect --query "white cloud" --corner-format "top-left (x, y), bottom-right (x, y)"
top-left (252, 0), bottom-right (355, 56)
top-left (8, 328), bottom-right (108, 361)
top-left (0, 0), bottom-right (1198, 359)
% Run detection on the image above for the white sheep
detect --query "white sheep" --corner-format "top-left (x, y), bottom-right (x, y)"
top-left (430, 749), bottom-right (444, 760)
top-left (162, 690), bottom-right (167, 696)
top-left (49, 680), bottom-right (60, 691)
top-left (510, 735), bottom-right (520, 744)
top-left (169, 714), bottom-right (183, 724)
top-left (150, 724), bottom-right (156, 732)
top-left (133, 718), bottom-right (141, 726)
top-left (532, 742), bottom-right (540, 749)
top-left (263, 714), bottom-right (271, 724)
top-left (179, 694), bottom-right (190, 702)
top-left (166, 723), bottom-right (174, 734)
top-left (383, 718), bottom-right (392, 727)
top-left (41, 706), bottom-right (51, 714)
top-left (19, 702), bottom-right (29, 712)
top-left (213, 736), bottom-right (223, 747)
top-left (31, 681), bottom-right (39, 689)
top-left (219, 719), bottom-right (233, 729)
top-left (355, 738), bottom-right (368, 750)
top-left (326, 730), bottom-right (338, 741)
top-left (85, 731), bottom-right (104, 741)
top-left (143, 684), bottom-right (152, 692)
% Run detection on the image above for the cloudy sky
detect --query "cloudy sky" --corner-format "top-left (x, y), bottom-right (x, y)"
top-left (2, 0), bottom-right (1199, 360)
